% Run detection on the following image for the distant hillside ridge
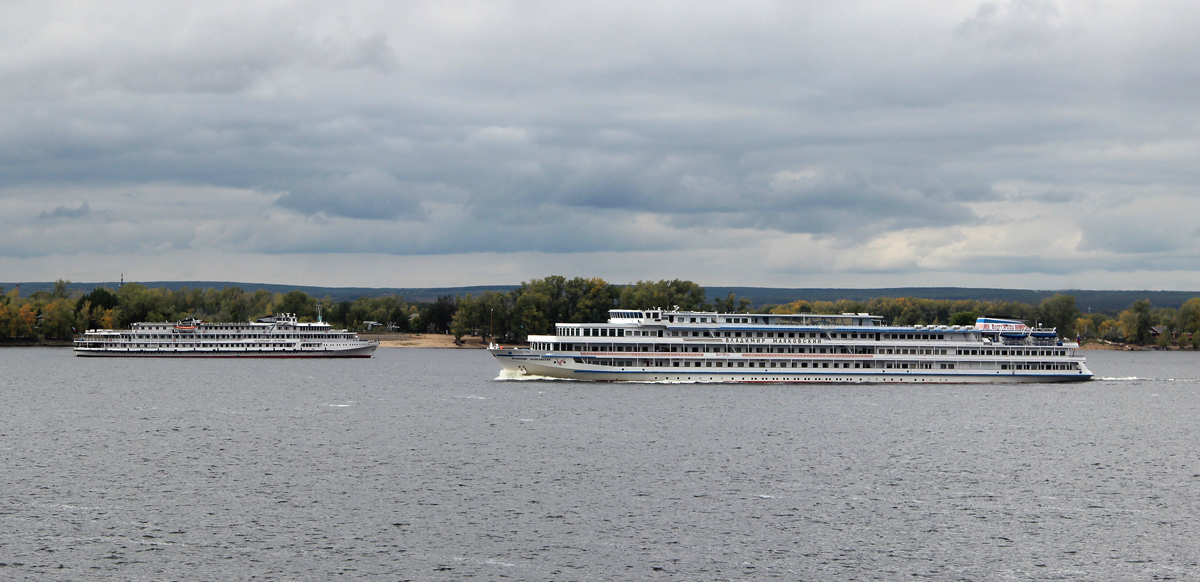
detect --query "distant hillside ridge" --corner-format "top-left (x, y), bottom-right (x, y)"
top-left (705, 287), bottom-right (1200, 313)
top-left (5, 281), bottom-right (1197, 313)
top-left (1, 281), bottom-right (520, 304)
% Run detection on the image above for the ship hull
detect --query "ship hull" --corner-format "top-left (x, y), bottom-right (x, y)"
top-left (492, 349), bottom-right (1093, 384)
top-left (74, 345), bottom-right (378, 358)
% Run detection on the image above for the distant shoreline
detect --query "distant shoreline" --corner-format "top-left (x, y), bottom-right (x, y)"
top-left (7, 280), bottom-right (1200, 312)
top-left (0, 340), bottom-right (74, 348)
top-left (5, 336), bottom-right (1190, 351)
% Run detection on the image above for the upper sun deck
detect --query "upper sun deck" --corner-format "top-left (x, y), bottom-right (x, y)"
top-left (596, 310), bottom-right (885, 328)
top-left (545, 309), bottom-right (1061, 338)
top-left (535, 309), bottom-right (1073, 347)
top-left (105, 313), bottom-right (336, 335)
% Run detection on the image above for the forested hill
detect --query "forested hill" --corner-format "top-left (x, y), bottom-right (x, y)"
top-left (3, 281), bottom-right (521, 304)
top-left (5, 281), bottom-right (1197, 313)
top-left (706, 287), bottom-right (1200, 313)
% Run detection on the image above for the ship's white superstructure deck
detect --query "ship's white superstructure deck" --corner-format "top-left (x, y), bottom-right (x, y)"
top-left (74, 314), bottom-right (377, 358)
top-left (490, 310), bottom-right (1091, 383)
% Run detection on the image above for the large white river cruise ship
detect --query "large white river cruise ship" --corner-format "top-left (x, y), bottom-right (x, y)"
top-left (74, 314), bottom-right (378, 358)
top-left (490, 310), bottom-right (1092, 383)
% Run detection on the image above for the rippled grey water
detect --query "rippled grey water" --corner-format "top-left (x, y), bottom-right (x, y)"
top-left (2, 348), bottom-right (1199, 581)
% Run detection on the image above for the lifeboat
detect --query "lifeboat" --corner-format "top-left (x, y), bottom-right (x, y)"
top-left (174, 318), bottom-right (202, 332)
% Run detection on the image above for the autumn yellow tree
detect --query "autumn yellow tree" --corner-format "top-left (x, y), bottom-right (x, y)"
top-left (1180, 298), bottom-right (1200, 336)
top-left (40, 299), bottom-right (78, 340)
top-left (771, 300), bottom-right (811, 314)
top-left (15, 303), bottom-right (37, 338)
top-left (1117, 300), bottom-right (1154, 344)
top-left (0, 303), bottom-right (16, 338)
top-left (100, 308), bottom-right (117, 329)
top-left (1074, 317), bottom-right (1093, 338)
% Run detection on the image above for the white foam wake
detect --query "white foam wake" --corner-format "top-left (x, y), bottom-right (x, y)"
top-left (1095, 376), bottom-right (1200, 382)
top-left (493, 369), bottom-right (570, 381)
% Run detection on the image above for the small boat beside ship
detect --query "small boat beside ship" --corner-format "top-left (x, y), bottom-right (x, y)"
top-left (490, 309), bottom-right (1092, 383)
top-left (73, 313), bottom-right (377, 358)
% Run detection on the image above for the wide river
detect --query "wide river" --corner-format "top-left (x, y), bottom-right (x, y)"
top-left (2, 348), bottom-right (1198, 581)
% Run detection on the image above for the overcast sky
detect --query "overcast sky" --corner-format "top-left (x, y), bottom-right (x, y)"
top-left (2, 0), bottom-right (1199, 290)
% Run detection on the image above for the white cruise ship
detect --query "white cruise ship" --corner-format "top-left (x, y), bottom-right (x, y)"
top-left (74, 314), bottom-right (378, 358)
top-left (490, 310), bottom-right (1092, 383)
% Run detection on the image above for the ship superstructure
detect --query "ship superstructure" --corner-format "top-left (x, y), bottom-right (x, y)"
top-left (74, 314), bottom-right (378, 358)
top-left (490, 310), bottom-right (1091, 383)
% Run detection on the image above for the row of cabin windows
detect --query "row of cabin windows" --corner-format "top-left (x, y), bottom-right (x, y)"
top-left (581, 359), bottom-right (877, 369)
top-left (562, 328), bottom-right (633, 337)
top-left (1002, 363), bottom-right (1075, 370)
top-left (125, 333), bottom-right (350, 340)
top-left (574, 358), bottom-right (1079, 371)
top-left (120, 343), bottom-right (311, 348)
top-left (555, 344), bottom-right (874, 354)
top-left (142, 325), bottom-right (321, 331)
top-left (670, 331), bottom-right (871, 339)
top-left (958, 348), bottom-right (1067, 357)
top-left (546, 343), bottom-right (1067, 358)
top-left (670, 331), bottom-right (949, 340)
top-left (550, 344), bottom-right (951, 355)
top-left (561, 329), bottom-right (960, 341)
top-left (664, 316), bottom-right (869, 326)
top-left (667, 316), bottom-right (761, 324)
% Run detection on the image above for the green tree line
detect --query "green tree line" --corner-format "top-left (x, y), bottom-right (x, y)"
top-left (3, 277), bottom-right (1198, 347)
top-left (450, 278), bottom-right (1197, 346)
top-left (0, 280), bottom-right (418, 341)
top-left (769, 294), bottom-right (1199, 348)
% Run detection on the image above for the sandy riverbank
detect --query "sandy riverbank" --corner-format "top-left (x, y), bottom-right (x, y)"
top-left (370, 333), bottom-right (506, 349)
top-left (1077, 341), bottom-right (1196, 351)
top-left (1077, 341), bottom-right (1124, 350)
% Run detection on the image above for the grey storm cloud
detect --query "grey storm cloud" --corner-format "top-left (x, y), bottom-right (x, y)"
top-left (38, 201), bottom-right (96, 220)
top-left (2, 0), bottom-right (1200, 288)
top-left (275, 170), bottom-right (429, 220)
